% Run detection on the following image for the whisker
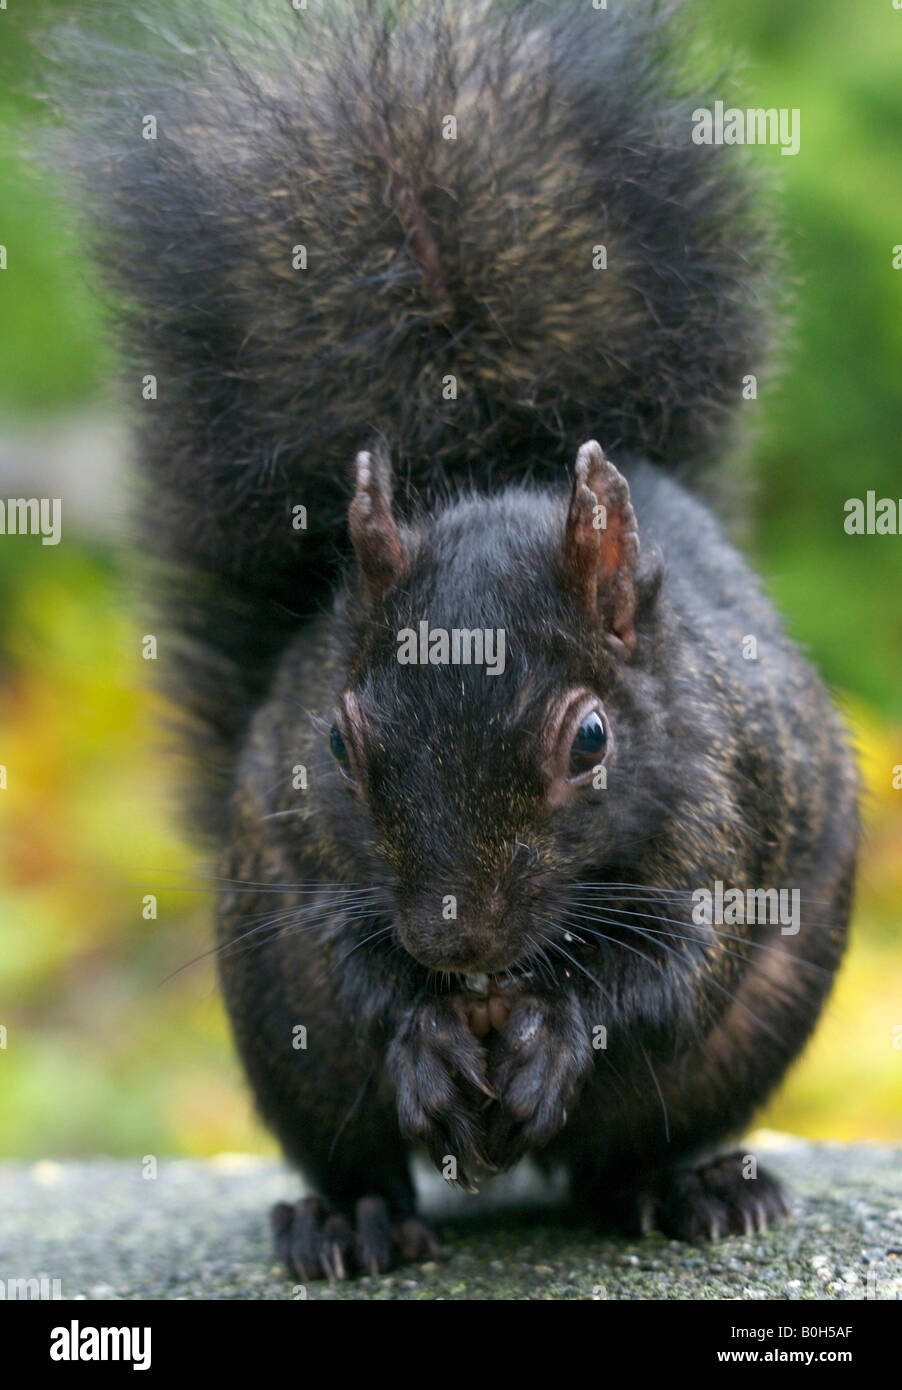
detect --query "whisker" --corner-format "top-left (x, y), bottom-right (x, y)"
top-left (333, 922), bottom-right (397, 971)
top-left (572, 912), bottom-right (789, 1049)
top-left (538, 915), bottom-right (674, 985)
top-left (558, 903), bottom-right (834, 976)
top-left (638, 1038), bottom-right (670, 1144)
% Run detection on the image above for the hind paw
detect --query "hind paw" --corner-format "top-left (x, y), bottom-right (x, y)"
top-left (605, 1152), bottom-right (790, 1242)
top-left (272, 1194), bottom-right (439, 1283)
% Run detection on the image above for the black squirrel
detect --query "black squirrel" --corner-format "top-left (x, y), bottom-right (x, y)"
top-left (66, 0), bottom-right (858, 1278)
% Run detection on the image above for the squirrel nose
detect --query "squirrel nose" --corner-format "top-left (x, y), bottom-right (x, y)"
top-left (397, 886), bottom-right (515, 973)
top-left (454, 887), bottom-right (509, 935)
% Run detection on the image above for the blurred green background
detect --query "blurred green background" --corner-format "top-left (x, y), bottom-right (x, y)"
top-left (0, 0), bottom-right (899, 1158)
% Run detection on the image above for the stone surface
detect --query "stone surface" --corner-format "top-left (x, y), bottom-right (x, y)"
top-left (1, 1134), bottom-right (900, 1301)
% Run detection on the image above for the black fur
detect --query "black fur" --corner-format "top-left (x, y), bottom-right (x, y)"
top-left (217, 468), bottom-right (856, 1220)
top-left (56, 0), bottom-right (856, 1279)
top-left (54, 0), bottom-right (775, 832)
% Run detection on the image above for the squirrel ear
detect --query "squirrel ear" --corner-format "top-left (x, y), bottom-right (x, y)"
top-left (563, 440), bottom-right (639, 656)
top-left (349, 448), bottom-right (407, 602)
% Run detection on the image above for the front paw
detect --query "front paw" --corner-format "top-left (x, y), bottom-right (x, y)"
top-left (484, 993), bottom-right (592, 1167)
top-left (386, 997), bottom-right (495, 1185)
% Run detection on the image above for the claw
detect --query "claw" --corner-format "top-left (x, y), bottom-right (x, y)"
top-left (638, 1195), bottom-right (656, 1235)
top-left (323, 1242), bottom-right (346, 1284)
top-left (452, 1050), bottom-right (497, 1101)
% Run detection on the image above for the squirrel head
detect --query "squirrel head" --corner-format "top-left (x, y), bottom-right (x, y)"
top-left (314, 442), bottom-right (665, 977)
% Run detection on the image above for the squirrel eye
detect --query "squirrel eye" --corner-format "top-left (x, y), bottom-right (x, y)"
top-left (329, 724), bottom-right (349, 762)
top-left (544, 690), bottom-right (612, 804)
top-left (567, 708), bottom-right (609, 779)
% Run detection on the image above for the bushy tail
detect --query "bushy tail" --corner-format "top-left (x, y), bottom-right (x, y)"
top-left (55, 0), bottom-right (774, 832)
